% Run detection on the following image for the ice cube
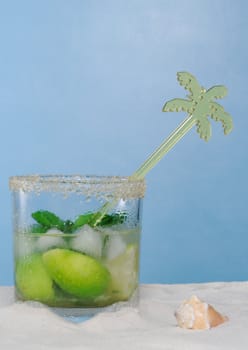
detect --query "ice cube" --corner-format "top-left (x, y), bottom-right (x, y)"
top-left (70, 225), bottom-right (103, 259)
top-left (104, 234), bottom-right (126, 260)
top-left (105, 244), bottom-right (138, 299)
top-left (36, 229), bottom-right (66, 252)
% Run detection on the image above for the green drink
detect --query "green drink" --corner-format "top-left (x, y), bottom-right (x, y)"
top-left (10, 175), bottom-right (145, 314)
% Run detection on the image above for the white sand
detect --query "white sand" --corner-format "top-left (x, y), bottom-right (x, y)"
top-left (0, 282), bottom-right (248, 349)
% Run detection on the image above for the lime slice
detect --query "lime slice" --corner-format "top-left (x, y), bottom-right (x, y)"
top-left (15, 254), bottom-right (55, 302)
top-left (105, 244), bottom-right (139, 300)
top-left (42, 248), bottom-right (110, 299)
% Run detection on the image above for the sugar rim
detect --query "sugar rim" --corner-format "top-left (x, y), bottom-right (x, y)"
top-left (9, 175), bottom-right (146, 199)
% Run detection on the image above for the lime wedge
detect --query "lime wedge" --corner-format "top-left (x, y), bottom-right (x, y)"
top-left (16, 254), bottom-right (54, 302)
top-left (42, 249), bottom-right (110, 299)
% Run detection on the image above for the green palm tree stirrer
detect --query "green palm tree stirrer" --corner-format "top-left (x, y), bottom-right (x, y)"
top-left (92, 71), bottom-right (233, 226)
top-left (132, 71), bottom-right (233, 179)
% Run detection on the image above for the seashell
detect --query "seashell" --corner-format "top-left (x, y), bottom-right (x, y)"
top-left (175, 295), bottom-right (228, 330)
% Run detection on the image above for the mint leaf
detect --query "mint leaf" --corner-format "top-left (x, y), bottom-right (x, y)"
top-left (30, 224), bottom-right (48, 234)
top-left (31, 210), bottom-right (64, 231)
top-left (31, 209), bottom-right (127, 234)
top-left (96, 213), bottom-right (126, 227)
top-left (62, 220), bottom-right (75, 233)
top-left (73, 212), bottom-right (126, 230)
top-left (73, 213), bottom-right (95, 229)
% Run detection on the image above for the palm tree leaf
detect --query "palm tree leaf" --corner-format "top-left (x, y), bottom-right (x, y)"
top-left (177, 72), bottom-right (201, 99)
top-left (195, 115), bottom-right (211, 141)
top-left (161, 72), bottom-right (233, 142)
top-left (210, 102), bottom-right (233, 135)
top-left (162, 98), bottom-right (192, 113)
top-left (206, 85), bottom-right (228, 100)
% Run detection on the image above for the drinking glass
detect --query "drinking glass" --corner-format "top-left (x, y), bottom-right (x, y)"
top-left (9, 175), bottom-right (145, 316)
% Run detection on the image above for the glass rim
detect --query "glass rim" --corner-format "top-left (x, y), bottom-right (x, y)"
top-left (9, 174), bottom-right (146, 199)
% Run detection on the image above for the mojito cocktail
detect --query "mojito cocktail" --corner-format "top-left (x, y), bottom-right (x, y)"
top-left (9, 73), bottom-right (232, 315)
top-left (9, 175), bottom-right (145, 310)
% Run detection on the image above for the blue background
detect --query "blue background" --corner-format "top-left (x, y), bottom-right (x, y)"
top-left (1, 0), bottom-right (247, 285)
